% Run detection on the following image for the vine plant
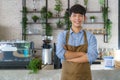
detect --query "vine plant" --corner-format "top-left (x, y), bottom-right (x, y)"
top-left (40, 6), bottom-right (53, 36)
top-left (84, 0), bottom-right (88, 9)
top-left (54, 0), bottom-right (63, 17)
top-left (99, 0), bottom-right (112, 42)
top-left (22, 7), bottom-right (28, 40)
top-left (54, 0), bottom-right (64, 28)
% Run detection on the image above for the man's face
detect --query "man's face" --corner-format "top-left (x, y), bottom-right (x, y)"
top-left (70, 13), bottom-right (85, 28)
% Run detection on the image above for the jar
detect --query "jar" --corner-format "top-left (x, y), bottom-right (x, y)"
top-left (103, 56), bottom-right (114, 69)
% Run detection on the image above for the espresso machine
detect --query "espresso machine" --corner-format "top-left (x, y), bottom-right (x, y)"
top-left (42, 36), bottom-right (53, 65)
top-left (0, 40), bottom-right (33, 69)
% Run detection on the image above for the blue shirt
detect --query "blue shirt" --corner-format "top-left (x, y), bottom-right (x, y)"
top-left (56, 29), bottom-right (98, 64)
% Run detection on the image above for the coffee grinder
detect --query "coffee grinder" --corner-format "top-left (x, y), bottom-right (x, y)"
top-left (42, 36), bottom-right (53, 64)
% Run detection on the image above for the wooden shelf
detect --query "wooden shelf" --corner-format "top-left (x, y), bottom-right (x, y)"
top-left (86, 10), bottom-right (102, 13)
top-left (49, 17), bottom-right (64, 19)
top-left (22, 33), bottom-right (41, 35)
top-left (53, 28), bottom-right (65, 30)
top-left (26, 21), bottom-right (104, 24)
top-left (27, 22), bottom-right (45, 24)
top-left (21, 10), bottom-right (102, 13)
top-left (27, 10), bottom-right (40, 13)
top-left (93, 33), bottom-right (106, 35)
top-left (84, 22), bottom-right (104, 24)
top-left (34, 48), bottom-right (42, 50)
top-left (21, 0), bottom-right (108, 43)
top-left (20, 10), bottom-right (41, 13)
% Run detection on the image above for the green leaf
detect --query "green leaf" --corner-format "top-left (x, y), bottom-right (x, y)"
top-left (27, 58), bottom-right (42, 74)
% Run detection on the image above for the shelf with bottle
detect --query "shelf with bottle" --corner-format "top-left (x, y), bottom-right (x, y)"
top-left (20, 10), bottom-right (40, 13)
top-left (22, 33), bottom-right (41, 35)
top-left (86, 10), bottom-right (102, 13)
top-left (53, 27), bottom-right (106, 35)
top-left (83, 22), bottom-right (104, 24)
top-left (27, 21), bottom-right (45, 24)
top-left (83, 28), bottom-right (106, 35)
top-left (26, 18), bottom-right (104, 25)
top-left (22, 29), bottom-right (41, 35)
top-left (27, 10), bottom-right (41, 13)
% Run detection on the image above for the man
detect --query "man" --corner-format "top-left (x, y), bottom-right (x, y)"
top-left (56, 4), bottom-right (98, 80)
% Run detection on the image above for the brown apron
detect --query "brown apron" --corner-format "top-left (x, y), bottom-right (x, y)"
top-left (61, 30), bottom-right (92, 80)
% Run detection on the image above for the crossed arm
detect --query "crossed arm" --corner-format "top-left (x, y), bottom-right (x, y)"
top-left (64, 47), bottom-right (89, 63)
top-left (56, 31), bottom-right (98, 64)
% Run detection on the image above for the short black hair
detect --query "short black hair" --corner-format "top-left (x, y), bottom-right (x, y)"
top-left (69, 4), bottom-right (86, 16)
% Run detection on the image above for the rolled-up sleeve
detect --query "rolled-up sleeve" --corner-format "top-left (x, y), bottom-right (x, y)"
top-left (87, 35), bottom-right (98, 64)
top-left (56, 32), bottom-right (66, 61)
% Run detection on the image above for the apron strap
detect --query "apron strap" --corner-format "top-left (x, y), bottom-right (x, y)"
top-left (66, 30), bottom-right (70, 44)
top-left (83, 30), bottom-right (88, 44)
top-left (83, 30), bottom-right (88, 52)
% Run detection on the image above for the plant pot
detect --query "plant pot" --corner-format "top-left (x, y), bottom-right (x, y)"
top-left (57, 24), bottom-right (62, 28)
top-left (90, 19), bottom-right (95, 23)
top-left (33, 19), bottom-right (38, 23)
top-left (57, 22), bottom-right (64, 28)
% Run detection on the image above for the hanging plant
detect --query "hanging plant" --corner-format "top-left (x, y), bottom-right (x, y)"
top-left (40, 6), bottom-right (53, 22)
top-left (40, 6), bottom-right (53, 34)
top-left (99, 0), bottom-right (105, 7)
top-left (46, 23), bottom-right (53, 36)
top-left (106, 19), bottom-right (112, 41)
top-left (64, 9), bottom-right (71, 30)
top-left (74, 0), bottom-right (79, 4)
top-left (84, 0), bottom-right (88, 9)
top-left (22, 7), bottom-right (28, 40)
top-left (99, 0), bottom-right (112, 42)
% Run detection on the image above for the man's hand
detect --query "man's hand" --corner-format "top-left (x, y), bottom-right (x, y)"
top-left (63, 45), bottom-right (67, 50)
top-left (66, 54), bottom-right (89, 63)
top-left (64, 49), bottom-right (85, 60)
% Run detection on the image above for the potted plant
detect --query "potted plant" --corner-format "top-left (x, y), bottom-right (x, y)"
top-left (54, 0), bottom-right (63, 17)
top-left (27, 58), bottom-right (42, 74)
top-left (32, 15), bottom-right (39, 23)
top-left (56, 19), bottom-right (64, 28)
top-left (90, 16), bottom-right (96, 23)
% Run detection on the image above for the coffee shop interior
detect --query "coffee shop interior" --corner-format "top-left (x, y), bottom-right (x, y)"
top-left (0, 0), bottom-right (120, 80)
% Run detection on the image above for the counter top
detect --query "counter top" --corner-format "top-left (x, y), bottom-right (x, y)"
top-left (0, 68), bottom-right (120, 80)
top-left (0, 69), bottom-right (61, 80)
top-left (42, 61), bottom-right (114, 70)
top-left (91, 61), bottom-right (114, 70)
top-left (0, 62), bottom-right (120, 80)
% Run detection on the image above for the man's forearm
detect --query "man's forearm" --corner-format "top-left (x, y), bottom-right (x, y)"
top-left (66, 54), bottom-right (89, 63)
top-left (64, 50), bottom-right (85, 60)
